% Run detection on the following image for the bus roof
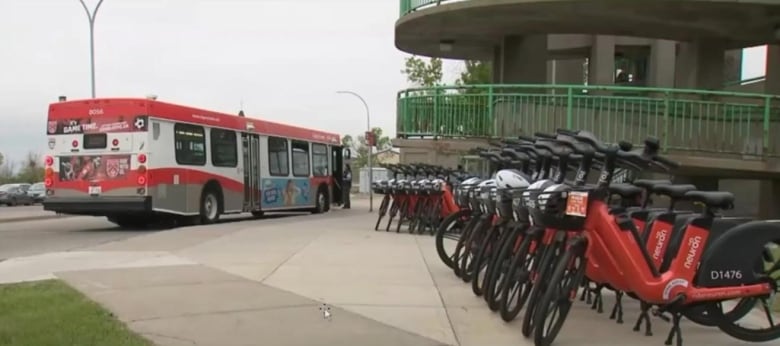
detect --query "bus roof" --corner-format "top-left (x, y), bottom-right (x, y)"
top-left (48, 98), bottom-right (341, 145)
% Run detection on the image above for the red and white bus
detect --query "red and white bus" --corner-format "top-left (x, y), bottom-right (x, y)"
top-left (42, 97), bottom-right (346, 227)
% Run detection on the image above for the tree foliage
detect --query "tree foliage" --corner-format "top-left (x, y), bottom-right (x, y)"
top-left (342, 127), bottom-right (391, 169)
top-left (0, 151), bottom-right (44, 185)
top-left (401, 56), bottom-right (443, 87)
top-left (456, 60), bottom-right (492, 85)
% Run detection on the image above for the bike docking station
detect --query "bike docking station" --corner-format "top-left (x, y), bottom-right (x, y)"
top-left (369, 128), bottom-right (780, 346)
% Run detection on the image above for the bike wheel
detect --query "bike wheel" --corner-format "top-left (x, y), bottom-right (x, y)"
top-left (704, 244), bottom-right (780, 342)
top-left (486, 225), bottom-right (523, 311)
top-left (471, 226), bottom-right (499, 297)
top-left (435, 209), bottom-right (471, 269)
top-left (459, 219), bottom-right (487, 283)
top-left (683, 297), bottom-right (758, 327)
top-left (374, 196), bottom-right (390, 231)
top-left (498, 229), bottom-right (539, 321)
top-left (532, 239), bottom-right (588, 346)
top-left (452, 219), bottom-right (478, 278)
top-left (521, 237), bottom-right (565, 337)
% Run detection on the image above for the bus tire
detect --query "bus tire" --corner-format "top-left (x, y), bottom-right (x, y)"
top-left (312, 186), bottom-right (328, 214)
top-left (200, 187), bottom-right (222, 224)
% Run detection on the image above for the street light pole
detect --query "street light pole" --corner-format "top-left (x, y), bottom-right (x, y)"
top-left (78, 0), bottom-right (105, 98)
top-left (336, 90), bottom-right (373, 212)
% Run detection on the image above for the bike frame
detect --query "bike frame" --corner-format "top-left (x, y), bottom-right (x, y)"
top-left (580, 198), bottom-right (772, 305)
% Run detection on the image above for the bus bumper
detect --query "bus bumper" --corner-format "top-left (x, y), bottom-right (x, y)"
top-left (43, 196), bottom-right (152, 216)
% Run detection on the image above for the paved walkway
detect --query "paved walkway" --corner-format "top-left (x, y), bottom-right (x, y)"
top-left (0, 199), bottom-right (768, 346)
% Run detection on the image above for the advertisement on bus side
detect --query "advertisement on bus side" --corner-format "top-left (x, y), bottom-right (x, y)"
top-left (261, 178), bottom-right (311, 208)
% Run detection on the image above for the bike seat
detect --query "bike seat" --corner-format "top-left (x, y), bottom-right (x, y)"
top-left (633, 179), bottom-right (672, 191)
top-left (683, 190), bottom-right (735, 210)
top-left (653, 184), bottom-right (697, 199)
top-left (609, 183), bottom-right (643, 200)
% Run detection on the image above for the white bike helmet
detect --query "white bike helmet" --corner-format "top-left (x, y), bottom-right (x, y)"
top-left (495, 169), bottom-right (531, 189)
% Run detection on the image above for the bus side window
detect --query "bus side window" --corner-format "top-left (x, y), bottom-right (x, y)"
top-left (174, 123), bottom-right (206, 166)
top-left (268, 137), bottom-right (289, 176)
top-left (291, 140), bottom-right (310, 177)
top-left (312, 143), bottom-right (328, 177)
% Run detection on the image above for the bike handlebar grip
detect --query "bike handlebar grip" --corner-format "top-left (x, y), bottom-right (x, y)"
top-left (618, 140), bottom-right (633, 151)
top-left (534, 132), bottom-right (557, 139)
top-left (518, 135), bottom-right (536, 143)
top-left (644, 136), bottom-right (661, 151)
top-left (655, 155), bottom-right (680, 169)
top-left (555, 128), bottom-right (579, 136)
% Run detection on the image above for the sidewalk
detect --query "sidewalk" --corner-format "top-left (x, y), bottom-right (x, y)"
top-left (0, 199), bottom-right (764, 346)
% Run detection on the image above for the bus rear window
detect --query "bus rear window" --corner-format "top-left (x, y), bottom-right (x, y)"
top-left (83, 133), bottom-right (107, 149)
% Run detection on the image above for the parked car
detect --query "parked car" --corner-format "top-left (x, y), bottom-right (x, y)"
top-left (0, 184), bottom-right (35, 206)
top-left (27, 182), bottom-right (46, 203)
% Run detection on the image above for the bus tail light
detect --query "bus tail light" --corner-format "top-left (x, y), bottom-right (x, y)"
top-left (137, 165), bottom-right (147, 186)
top-left (137, 153), bottom-right (147, 164)
top-left (44, 177), bottom-right (53, 187)
top-left (44, 155), bottom-right (54, 167)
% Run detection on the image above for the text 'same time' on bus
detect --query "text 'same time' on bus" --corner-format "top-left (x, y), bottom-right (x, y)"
top-left (42, 96), bottom-right (347, 228)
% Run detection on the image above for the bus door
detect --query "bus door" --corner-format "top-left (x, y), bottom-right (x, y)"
top-left (242, 133), bottom-right (261, 210)
top-left (332, 146), bottom-right (345, 205)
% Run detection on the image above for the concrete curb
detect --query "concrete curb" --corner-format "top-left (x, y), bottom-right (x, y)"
top-left (0, 214), bottom-right (76, 224)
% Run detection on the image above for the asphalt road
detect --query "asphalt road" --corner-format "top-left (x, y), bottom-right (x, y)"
top-left (0, 216), bottom-right (160, 260)
top-left (0, 210), bottom-right (302, 260)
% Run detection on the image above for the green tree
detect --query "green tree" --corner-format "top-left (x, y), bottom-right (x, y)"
top-left (456, 60), bottom-right (492, 85)
top-left (345, 127), bottom-right (391, 169)
top-left (0, 151), bottom-right (4, 167)
top-left (401, 56), bottom-right (443, 88)
top-left (16, 152), bottom-right (44, 183)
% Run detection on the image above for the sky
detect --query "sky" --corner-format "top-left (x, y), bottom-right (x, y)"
top-left (0, 0), bottom-right (769, 165)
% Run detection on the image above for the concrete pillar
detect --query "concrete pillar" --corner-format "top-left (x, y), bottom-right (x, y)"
top-left (674, 41), bottom-right (726, 90)
top-left (492, 45), bottom-right (503, 84)
top-left (647, 39), bottom-right (676, 88)
top-left (758, 179), bottom-right (780, 219)
top-left (588, 35), bottom-right (615, 86)
top-left (552, 59), bottom-right (586, 84)
top-left (500, 35), bottom-right (548, 84)
top-left (765, 45), bottom-right (780, 95)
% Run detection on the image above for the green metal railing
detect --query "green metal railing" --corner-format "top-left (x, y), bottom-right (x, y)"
top-left (397, 84), bottom-right (780, 157)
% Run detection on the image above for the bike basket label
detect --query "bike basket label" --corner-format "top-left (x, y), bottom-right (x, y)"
top-left (565, 191), bottom-right (588, 217)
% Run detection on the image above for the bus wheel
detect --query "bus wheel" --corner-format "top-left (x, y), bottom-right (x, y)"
top-left (200, 190), bottom-right (221, 224)
top-left (312, 188), bottom-right (327, 214)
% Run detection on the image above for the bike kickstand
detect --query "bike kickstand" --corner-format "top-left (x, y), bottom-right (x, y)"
top-left (632, 301), bottom-right (654, 336)
top-left (591, 285), bottom-right (604, 313)
top-left (663, 312), bottom-right (684, 346)
top-left (609, 290), bottom-right (624, 324)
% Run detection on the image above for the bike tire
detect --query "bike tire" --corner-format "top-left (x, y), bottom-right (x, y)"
top-left (435, 209), bottom-right (471, 269)
top-left (471, 226), bottom-right (499, 297)
top-left (521, 238), bottom-right (565, 338)
top-left (486, 226), bottom-right (522, 311)
top-left (499, 230), bottom-right (537, 322)
top-left (532, 241), bottom-right (588, 346)
top-left (683, 297), bottom-right (757, 327)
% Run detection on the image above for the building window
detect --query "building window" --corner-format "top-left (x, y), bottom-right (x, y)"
top-left (312, 144), bottom-right (329, 177)
top-left (268, 137), bottom-right (289, 176)
top-left (174, 123), bottom-right (206, 165)
top-left (291, 140), bottom-right (310, 177)
top-left (210, 128), bottom-right (237, 167)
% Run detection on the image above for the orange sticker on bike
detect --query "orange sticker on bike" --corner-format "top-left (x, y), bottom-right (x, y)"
top-left (565, 191), bottom-right (588, 217)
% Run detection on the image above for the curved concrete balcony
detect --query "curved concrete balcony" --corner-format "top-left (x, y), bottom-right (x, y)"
top-left (396, 0), bottom-right (780, 60)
